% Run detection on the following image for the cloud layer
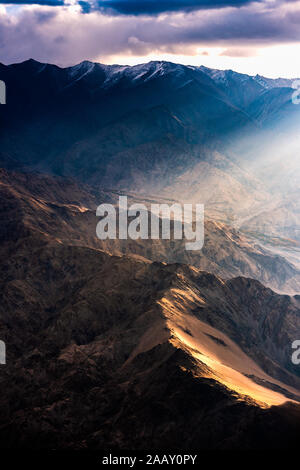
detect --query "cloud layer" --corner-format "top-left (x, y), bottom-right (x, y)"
top-left (0, 0), bottom-right (257, 10)
top-left (0, 0), bottom-right (63, 4)
top-left (85, 0), bottom-right (259, 15)
top-left (0, 0), bottom-right (300, 77)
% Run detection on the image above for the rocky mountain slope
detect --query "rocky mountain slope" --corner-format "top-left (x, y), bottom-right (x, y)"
top-left (1, 168), bottom-right (299, 294)
top-left (0, 59), bottom-right (299, 251)
top-left (0, 239), bottom-right (300, 449)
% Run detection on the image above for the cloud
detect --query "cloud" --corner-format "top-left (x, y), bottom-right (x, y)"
top-left (87, 0), bottom-right (260, 16)
top-left (0, 0), bottom-right (300, 68)
top-left (0, 0), bottom-right (64, 5)
top-left (220, 47), bottom-right (258, 57)
top-left (0, 0), bottom-right (257, 11)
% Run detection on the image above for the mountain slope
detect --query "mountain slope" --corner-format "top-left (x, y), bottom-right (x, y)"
top-left (1, 59), bottom-right (299, 251)
top-left (1, 168), bottom-right (299, 294)
top-left (0, 59), bottom-right (255, 182)
top-left (0, 241), bottom-right (299, 450)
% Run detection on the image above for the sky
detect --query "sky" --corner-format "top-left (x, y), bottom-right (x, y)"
top-left (1, 0), bottom-right (300, 77)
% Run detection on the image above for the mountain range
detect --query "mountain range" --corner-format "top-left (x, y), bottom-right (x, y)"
top-left (0, 59), bottom-right (299, 450)
top-left (1, 59), bottom-right (299, 234)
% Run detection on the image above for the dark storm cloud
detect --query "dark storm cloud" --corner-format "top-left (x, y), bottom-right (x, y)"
top-left (86, 0), bottom-right (260, 15)
top-left (1, 0), bottom-right (300, 66)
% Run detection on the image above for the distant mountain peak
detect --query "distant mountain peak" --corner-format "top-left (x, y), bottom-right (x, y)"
top-left (67, 60), bottom-right (96, 79)
top-left (3, 58), bottom-right (298, 88)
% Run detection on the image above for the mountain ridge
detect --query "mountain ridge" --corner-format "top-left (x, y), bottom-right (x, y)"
top-left (2, 57), bottom-right (298, 84)
top-left (1, 239), bottom-right (300, 449)
top-left (1, 167), bottom-right (299, 294)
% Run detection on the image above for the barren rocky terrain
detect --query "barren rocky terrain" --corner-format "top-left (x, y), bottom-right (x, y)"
top-left (0, 59), bottom-right (300, 451)
top-left (0, 169), bottom-right (300, 450)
